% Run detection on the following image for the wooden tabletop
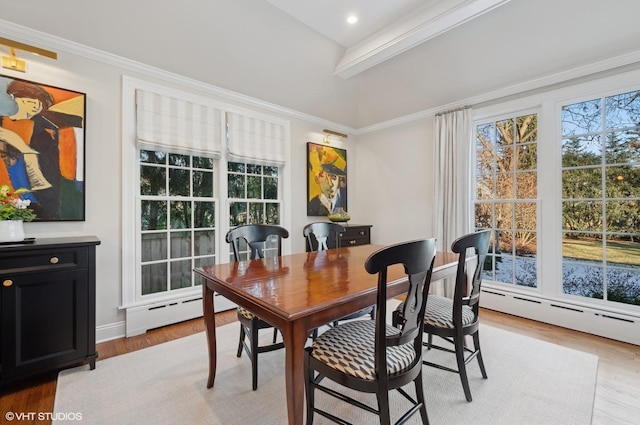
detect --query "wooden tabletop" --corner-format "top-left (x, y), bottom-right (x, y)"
top-left (196, 244), bottom-right (459, 323)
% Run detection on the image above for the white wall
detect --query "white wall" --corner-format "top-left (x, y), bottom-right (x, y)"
top-left (354, 118), bottom-right (435, 245)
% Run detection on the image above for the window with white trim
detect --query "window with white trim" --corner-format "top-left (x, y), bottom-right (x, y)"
top-left (561, 90), bottom-right (640, 306)
top-left (471, 75), bottom-right (640, 344)
top-left (133, 89), bottom-right (222, 303)
top-left (228, 161), bottom-right (280, 227)
top-left (139, 150), bottom-right (216, 296)
top-left (223, 111), bottom-right (286, 262)
top-left (474, 112), bottom-right (539, 288)
top-left (121, 79), bottom-right (290, 325)
top-left (226, 161), bottom-right (281, 262)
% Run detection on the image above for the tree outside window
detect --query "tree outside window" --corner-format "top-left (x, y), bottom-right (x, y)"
top-left (475, 113), bottom-right (538, 288)
top-left (561, 90), bottom-right (640, 306)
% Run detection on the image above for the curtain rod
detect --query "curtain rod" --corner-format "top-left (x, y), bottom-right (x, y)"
top-left (435, 105), bottom-right (472, 117)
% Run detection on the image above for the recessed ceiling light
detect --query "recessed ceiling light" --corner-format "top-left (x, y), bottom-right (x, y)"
top-left (347, 15), bottom-right (358, 24)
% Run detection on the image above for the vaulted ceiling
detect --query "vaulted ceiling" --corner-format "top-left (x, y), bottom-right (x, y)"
top-left (2, 0), bottom-right (640, 129)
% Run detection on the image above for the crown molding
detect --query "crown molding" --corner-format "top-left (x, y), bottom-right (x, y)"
top-left (356, 48), bottom-right (640, 135)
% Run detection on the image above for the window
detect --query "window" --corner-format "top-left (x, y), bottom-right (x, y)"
top-left (561, 91), bottom-right (640, 306)
top-left (226, 161), bottom-right (281, 262)
top-left (474, 113), bottom-right (538, 288)
top-left (139, 150), bottom-right (216, 297)
top-left (122, 77), bottom-right (291, 335)
top-left (228, 161), bottom-right (280, 227)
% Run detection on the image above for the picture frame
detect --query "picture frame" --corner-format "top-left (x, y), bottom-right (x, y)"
top-left (0, 74), bottom-right (86, 221)
top-left (307, 142), bottom-right (347, 216)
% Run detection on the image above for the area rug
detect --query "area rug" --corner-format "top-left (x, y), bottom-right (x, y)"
top-left (54, 320), bottom-right (598, 425)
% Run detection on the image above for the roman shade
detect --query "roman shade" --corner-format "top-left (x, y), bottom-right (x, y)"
top-left (227, 112), bottom-right (286, 166)
top-left (135, 89), bottom-right (222, 157)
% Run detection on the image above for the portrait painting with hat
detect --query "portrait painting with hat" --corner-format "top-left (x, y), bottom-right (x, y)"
top-left (307, 142), bottom-right (347, 216)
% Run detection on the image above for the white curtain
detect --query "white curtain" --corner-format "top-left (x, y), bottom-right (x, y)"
top-left (136, 90), bottom-right (222, 157)
top-left (227, 112), bottom-right (286, 166)
top-left (432, 107), bottom-right (473, 296)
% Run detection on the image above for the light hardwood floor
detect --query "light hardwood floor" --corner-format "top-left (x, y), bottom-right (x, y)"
top-left (1, 308), bottom-right (639, 425)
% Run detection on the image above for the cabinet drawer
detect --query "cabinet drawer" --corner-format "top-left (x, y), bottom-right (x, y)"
top-left (339, 225), bottom-right (371, 247)
top-left (0, 247), bottom-right (89, 275)
top-left (305, 224), bottom-right (372, 251)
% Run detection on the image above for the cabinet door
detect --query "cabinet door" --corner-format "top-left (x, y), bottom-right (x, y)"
top-left (1, 269), bottom-right (89, 379)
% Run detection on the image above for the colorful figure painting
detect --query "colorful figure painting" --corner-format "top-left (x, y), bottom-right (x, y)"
top-left (307, 142), bottom-right (347, 216)
top-left (0, 75), bottom-right (86, 221)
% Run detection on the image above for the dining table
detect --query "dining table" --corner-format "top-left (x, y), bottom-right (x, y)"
top-left (195, 243), bottom-right (461, 425)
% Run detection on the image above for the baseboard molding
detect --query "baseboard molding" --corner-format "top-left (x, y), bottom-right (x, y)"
top-left (96, 321), bottom-right (126, 343)
top-left (480, 288), bottom-right (640, 346)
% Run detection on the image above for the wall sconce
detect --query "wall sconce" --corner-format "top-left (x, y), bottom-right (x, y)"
top-left (323, 129), bottom-right (348, 144)
top-left (0, 37), bottom-right (57, 73)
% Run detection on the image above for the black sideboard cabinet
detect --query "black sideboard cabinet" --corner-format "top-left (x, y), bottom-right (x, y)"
top-left (305, 224), bottom-right (372, 251)
top-left (0, 236), bottom-right (100, 383)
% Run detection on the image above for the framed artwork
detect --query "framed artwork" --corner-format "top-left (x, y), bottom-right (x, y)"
top-left (0, 74), bottom-right (86, 221)
top-left (307, 142), bottom-right (347, 216)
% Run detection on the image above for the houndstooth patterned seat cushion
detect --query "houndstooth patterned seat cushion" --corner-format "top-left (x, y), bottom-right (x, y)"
top-left (396, 296), bottom-right (475, 329)
top-left (237, 306), bottom-right (258, 320)
top-left (309, 320), bottom-right (416, 381)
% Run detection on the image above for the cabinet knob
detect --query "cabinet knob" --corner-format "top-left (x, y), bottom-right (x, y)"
top-left (349, 240), bottom-right (356, 245)
top-left (2, 279), bottom-right (12, 287)
top-left (50, 256), bottom-right (59, 264)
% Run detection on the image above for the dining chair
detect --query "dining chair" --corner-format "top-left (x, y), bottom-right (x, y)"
top-left (303, 222), bottom-right (344, 251)
top-left (303, 222), bottom-right (375, 328)
top-left (304, 238), bottom-right (437, 425)
top-left (393, 229), bottom-right (491, 402)
top-left (226, 224), bottom-right (289, 390)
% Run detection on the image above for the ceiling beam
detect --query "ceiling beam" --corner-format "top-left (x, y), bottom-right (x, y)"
top-left (334, 0), bottom-right (510, 79)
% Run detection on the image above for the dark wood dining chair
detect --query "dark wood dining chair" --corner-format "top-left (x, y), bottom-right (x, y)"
top-left (303, 222), bottom-right (344, 251)
top-left (226, 224), bottom-right (289, 390)
top-left (304, 238), bottom-right (437, 425)
top-left (393, 229), bottom-right (491, 402)
top-left (303, 222), bottom-right (375, 328)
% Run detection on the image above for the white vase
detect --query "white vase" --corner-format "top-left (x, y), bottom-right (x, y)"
top-left (0, 220), bottom-right (25, 242)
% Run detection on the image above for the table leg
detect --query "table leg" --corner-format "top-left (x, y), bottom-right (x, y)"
top-left (202, 281), bottom-right (218, 388)
top-left (281, 320), bottom-right (308, 425)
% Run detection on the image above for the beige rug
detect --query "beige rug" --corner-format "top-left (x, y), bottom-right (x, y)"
top-left (54, 319), bottom-right (597, 425)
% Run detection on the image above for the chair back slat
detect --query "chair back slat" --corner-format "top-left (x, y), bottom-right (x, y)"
top-left (226, 224), bottom-right (289, 261)
top-left (303, 222), bottom-right (345, 251)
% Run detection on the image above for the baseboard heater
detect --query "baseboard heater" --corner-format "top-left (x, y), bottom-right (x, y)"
top-left (480, 288), bottom-right (640, 345)
top-left (125, 295), bottom-right (204, 337)
top-left (549, 303), bottom-right (583, 313)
